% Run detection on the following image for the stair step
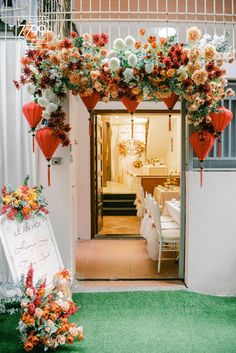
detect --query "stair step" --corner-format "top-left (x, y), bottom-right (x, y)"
top-left (103, 201), bottom-right (136, 208)
top-left (103, 193), bottom-right (136, 201)
top-left (103, 209), bottom-right (137, 216)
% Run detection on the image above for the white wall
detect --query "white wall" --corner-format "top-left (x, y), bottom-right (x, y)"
top-left (69, 94), bottom-right (91, 240)
top-left (185, 171), bottom-right (236, 296)
top-left (38, 101), bottom-right (75, 272)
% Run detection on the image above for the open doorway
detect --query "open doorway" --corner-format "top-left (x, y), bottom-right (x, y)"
top-left (84, 109), bottom-right (183, 280)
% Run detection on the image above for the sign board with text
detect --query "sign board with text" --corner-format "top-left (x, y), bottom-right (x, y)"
top-left (0, 216), bottom-right (63, 287)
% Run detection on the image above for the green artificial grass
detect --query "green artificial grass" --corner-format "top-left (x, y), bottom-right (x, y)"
top-left (1, 290), bottom-right (236, 353)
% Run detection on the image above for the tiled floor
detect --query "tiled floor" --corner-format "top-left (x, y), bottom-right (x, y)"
top-left (103, 181), bottom-right (134, 194)
top-left (76, 239), bottom-right (179, 279)
top-left (98, 216), bottom-right (140, 235)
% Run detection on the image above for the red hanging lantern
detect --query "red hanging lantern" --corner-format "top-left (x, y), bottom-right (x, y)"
top-left (121, 97), bottom-right (139, 115)
top-left (80, 91), bottom-right (100, 112)
top-left (22, 102), bottom-right (43, 152)
top-left (36, 127), bottom-right (60, 187)
top-left (80, 91), bottom-right (100, 136)
top-left (190, 130), bottom-right (215, 187)
top-left (209, 107), bottom-right (233, 157)
top-left (162, 93), bottom-right (179, 131)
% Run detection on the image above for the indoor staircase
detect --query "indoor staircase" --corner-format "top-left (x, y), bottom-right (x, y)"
top-left (103, 193), bottom-right (137, 216)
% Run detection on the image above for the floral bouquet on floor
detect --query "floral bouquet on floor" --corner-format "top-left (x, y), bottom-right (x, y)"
top-left (18, 266), bottom-right (83, 352)
top-left (0, 176), bottom-right (48, 222)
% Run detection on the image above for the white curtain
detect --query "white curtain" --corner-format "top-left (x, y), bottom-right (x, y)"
top-left (0, 40), bottom-right (38, 188)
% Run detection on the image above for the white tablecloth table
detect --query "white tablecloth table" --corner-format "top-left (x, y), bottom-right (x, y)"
top-left (153, 186), bottom-right (180, 208)
top-left (163, 200), bottom-right (181, 224)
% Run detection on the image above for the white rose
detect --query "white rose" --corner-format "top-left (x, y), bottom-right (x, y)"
top-left (47, 319), bottom-right (55, 327)
top-left (123, 68), bottom-right (133, 82)
top-left (26, 288), bottom-right (34, 297)
top-left (125, 50), bottom-right (131, 58)
top-left (113, 38), bottom-right (125, 50)
top-left (108, 57), bottom-right (120, 71)
top-left (108, 50), bottom-right (118, 59)
top-left (60, 301), bottom-right (70, 311)
top-left (125, 35), bottom-right (135, 48)
top-left (128, 53), bottom-right (137, 68)
top-left (145, 63), bottom-right (154, 74)
top-left (69, 327), bottom-right (78, 336)
top-left (203, 33), bottom-right (211, 41)
top-left (37, 97), bottom-right (49, 108)
top-left (47, 103), bottom-right (58, 113)
top-left (27, 84), bottom-right (35, 95)
top-left (57, 335), bottom-right (66, 345)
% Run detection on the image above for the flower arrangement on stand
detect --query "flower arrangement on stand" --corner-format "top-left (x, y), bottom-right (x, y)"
top-left (0, 176), bottom-right (48, 222)
top-left (133, 159), bottom-right (143, 168)
top-left (18, 265), bottom-right (83, 352)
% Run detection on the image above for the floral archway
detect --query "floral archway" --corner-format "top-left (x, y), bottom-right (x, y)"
top-left (15, 25), bottom-right (235, 184)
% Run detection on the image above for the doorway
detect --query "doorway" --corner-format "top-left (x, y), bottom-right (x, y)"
top-left (83, 109), bottom-right (185, 280)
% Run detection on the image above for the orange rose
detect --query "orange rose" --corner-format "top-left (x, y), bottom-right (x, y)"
top-left (144, 43), bottom-right (149, 49)
top-left (29, 335), bottom-right (39, 346)
top-left (167, 69), bottom-right (176, 78)
top-left (132, 87), bottom-right (140, 95)
top-left (22, 206), bottom-right (31, 216)
top-left (21, 313), bottom-right (35, 325)
top-left (24, 341), bottom-right (34, 351)
top-left (147, 35), bottom-right (156, 43)
top-left (139, 28), bottom-right (146, 36)
top-left (50, 55), bottom-right (60, 66)
top-left (135, 41), bottom-right (141, 49)
top-left (160, 37), bottom-right (167, 45)
top-left (66, 335), bottom-right (74, 344)
top-left (100, 48), bottom-right (107, 56)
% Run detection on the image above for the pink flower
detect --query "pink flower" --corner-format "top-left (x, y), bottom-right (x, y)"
top-left (26, 287), bottom-right (34, 297)
top-left (35, 307), bottom-right (43, 319)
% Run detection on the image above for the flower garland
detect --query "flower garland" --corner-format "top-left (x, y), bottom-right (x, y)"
top-left (18, 265), bottom-right (83, 352)
top-left (15, 25), bottom-right (235, 146)
top-left (0, 176), bottom-right (48, 222)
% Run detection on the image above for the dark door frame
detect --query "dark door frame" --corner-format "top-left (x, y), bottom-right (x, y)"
top-left (90, 108), bottom-right (186, 280)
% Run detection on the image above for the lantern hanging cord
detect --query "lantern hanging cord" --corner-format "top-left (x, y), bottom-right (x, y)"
top-left (200, 161), bottom-right (203, 188)
top-left (47, 158), bottom-right (51, 187)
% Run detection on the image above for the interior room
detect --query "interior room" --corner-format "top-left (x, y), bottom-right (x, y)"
top-left (76, 110), bottom-right (182, 280)
top-left (97, 112), bottom-right (181, 237)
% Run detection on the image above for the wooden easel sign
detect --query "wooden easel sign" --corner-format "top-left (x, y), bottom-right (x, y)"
top-left (0, 216), bottom-right (63, 287)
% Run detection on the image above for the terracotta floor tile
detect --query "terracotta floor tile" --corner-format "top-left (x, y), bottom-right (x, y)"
top-left (76, 239), bottom-right (179, 280)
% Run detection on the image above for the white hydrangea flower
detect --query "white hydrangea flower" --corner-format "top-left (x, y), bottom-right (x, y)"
top-left (113, 38), bottom-right (125, 50)
top-left (108, 57), bottom-right (120, 71)
top-left (123, 68), bottom-right (134, 82)
top-left (38, 97), bottom-right (49, 108)
top-left (108, 50), bottom-right (118, 59)
top-left (47, 103), bottom-right (58, 113)
top-left (145, 63), bottom-right (154, 74)
top-left (203, 33), bottom-right (211, 41)
top-left (27, 84), bottom-right (35, 95)
top-left (124, 35), bottom-right (135, 48)
top-left (128, 53), bottom-right (138, 68)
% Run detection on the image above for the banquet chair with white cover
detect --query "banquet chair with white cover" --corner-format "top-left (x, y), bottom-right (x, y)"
top-left (152, 201), bottom-right (180, 273)
top-left (140, 193), bottom-right (153, 238)
top-left (135, 186), bottom-right (145, 218)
